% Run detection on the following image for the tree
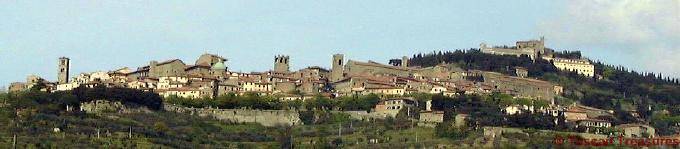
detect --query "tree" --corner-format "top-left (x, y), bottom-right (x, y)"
top-left (435, 121), bottom-right (470, 140)
top-left (276, 126), bottom-right (294, 149)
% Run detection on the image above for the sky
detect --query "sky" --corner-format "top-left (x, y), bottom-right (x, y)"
top-left (1, 0), bottom-right (678, 88)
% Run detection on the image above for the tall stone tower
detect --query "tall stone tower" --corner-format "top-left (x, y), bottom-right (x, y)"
top-left (330, 54), bottom-right (344, 82)
top-left (401, 56), bottom-right (409, 68)
top-left (536, 36), bottom-right (546, 55)
top-left (274, 55), bottom-right (290, 72)
top-left (58, 57), bottom-right (70, 84)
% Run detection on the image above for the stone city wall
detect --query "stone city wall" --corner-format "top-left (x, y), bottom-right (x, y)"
top-left (164, 104), bottom-right (302, 127)
top-left (331, 111), bottom-right (386, 121)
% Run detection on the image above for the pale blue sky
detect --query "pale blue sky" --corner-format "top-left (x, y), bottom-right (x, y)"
top-left (1, 0), bottom-right (678, 87)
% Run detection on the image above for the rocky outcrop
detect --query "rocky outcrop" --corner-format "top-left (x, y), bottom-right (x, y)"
top-left (80, 100), bottom-right (151, 114)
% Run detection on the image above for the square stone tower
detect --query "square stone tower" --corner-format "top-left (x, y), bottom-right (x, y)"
top-left (401, 56), bottom-right (409, 68)
top-left (58, 57), bottom-right (70, 84)
top-left (274, 55), bottom-right (290, 73)
top-left (330, 54), bottom-right (344, 82)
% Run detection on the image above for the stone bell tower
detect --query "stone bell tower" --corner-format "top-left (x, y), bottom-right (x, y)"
top-left (58, 57), bottom-right (70, 84)
top-left (330, 54), bottom-right (344, 82)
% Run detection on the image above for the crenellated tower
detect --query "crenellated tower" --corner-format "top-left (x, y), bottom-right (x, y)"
top-left (274, 55), bottom-right (290, 73)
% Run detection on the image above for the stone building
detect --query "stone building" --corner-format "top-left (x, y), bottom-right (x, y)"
top-left (363, 86), bottom-right (406, 96)
top-left (483, 71), bottom-right (558, 101)
top-left (8, 82), bottom-right (27, 92)
top-left (576, 119), bottom-right (612, 128)
top-left (157, 87), bottom-right (204, 99)
top-left (58, 57), bottom-right (70, 84)
top-left (274, 55), bottom-right (290, 73)
top-left (412, 64), bottom-right (465, 82)
top-left (155, 75), bottom-right (218, 98)
top-left (127, 59), bottom-right (187, 79)
top-left (7, 58), bottom-right (66, 92)
top-left (185, 65), bottom-right (212, 77)
top-left (515, 67), bottom-right (528, 78)
top-left (333, 74), bottom-right (398, 96)
top-left (128, 54), bottom-right (228, 80)
top-left (294, 66), bottom-right (329, 82)
top-left (390, 56), bottom-right (410, 68)
top-left (419, 111), bottom-right (444, 127)
top-left (344, 60), bottom-right (411, 77)
top-left (480, 37), bottom-right (548, 60)
top-left (330, 54), bottom-right (344, 82)
top-left (239, 79), bottom-right (273, 94)
top-left (270, 76), bottom-right (297, 94)
top-left (127, 78), bottom-right (157, 91)
top-left (209, 60), bottom-right (227, 79)
top-left (552, 58), bottom-right (595, 77)
top-left (195, 53), bottom-right (227, 67)
top-left (616, 124), bottom-right (656, 138)
top-left (401, 56), bottom-right (409, 68)
top-left (149, 59), bottom-right (187, 78)
top-left (374, 97), bottom-right (416, 117)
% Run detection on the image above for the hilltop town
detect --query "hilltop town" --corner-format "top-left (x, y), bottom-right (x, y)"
top-left (10, 37), bottom-right (593, 101)
top-left (4, 37), bottom-right (678, 148)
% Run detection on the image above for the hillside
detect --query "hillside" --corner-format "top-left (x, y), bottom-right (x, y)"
top-left (408, 49), bottom-right (680, 107)
top-left (0, 88), bottom-right (569, 148)
top-left (406, 49), bottom-right (680, 132)
top-left (0, 88), bottom-right (285, 148)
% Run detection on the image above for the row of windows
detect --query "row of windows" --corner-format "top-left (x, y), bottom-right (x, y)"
top-left (386, 106), bottom-right (402, 110)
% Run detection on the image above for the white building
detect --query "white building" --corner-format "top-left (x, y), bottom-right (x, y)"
top-left (552, 58), bottom-right (595, 77)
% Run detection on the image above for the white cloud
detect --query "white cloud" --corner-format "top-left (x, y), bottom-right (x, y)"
top-left (539, 0), bottom-right (680, 76)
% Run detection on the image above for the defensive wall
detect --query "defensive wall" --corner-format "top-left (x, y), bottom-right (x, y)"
top-left (164, 104), bottom-right (302, 127)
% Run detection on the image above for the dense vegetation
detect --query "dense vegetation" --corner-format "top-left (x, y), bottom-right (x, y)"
top-left (5, 85), bottom-right (162, 114)
top-left (552, 50), bottom-right (582, 59)
top-left (409, 49), bottom-right (558, 77)
top-left (165, 93), bottom-right (380, 112)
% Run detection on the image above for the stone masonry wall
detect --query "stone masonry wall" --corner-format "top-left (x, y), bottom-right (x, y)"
top-left (164, 104), bottom-right (302, 127)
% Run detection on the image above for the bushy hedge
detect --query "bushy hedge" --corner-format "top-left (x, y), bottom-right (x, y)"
top-left (165, 93), bottom-right (380, 111)
top-left (71, 86), bottom-right (163, 110)
top-left (5, 85), bottom-right (163, 113)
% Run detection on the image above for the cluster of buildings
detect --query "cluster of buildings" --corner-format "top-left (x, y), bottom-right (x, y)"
top-left (481, 37), bottom-right (595, 77)
top-left (6, 37), bottom-right (660, 139)
top-left (6, 37), bottom-right (588, 104)
top-left (9, 49), bottom-right (565, 103)
top-left (502, 101), bottom-right (655, 138)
